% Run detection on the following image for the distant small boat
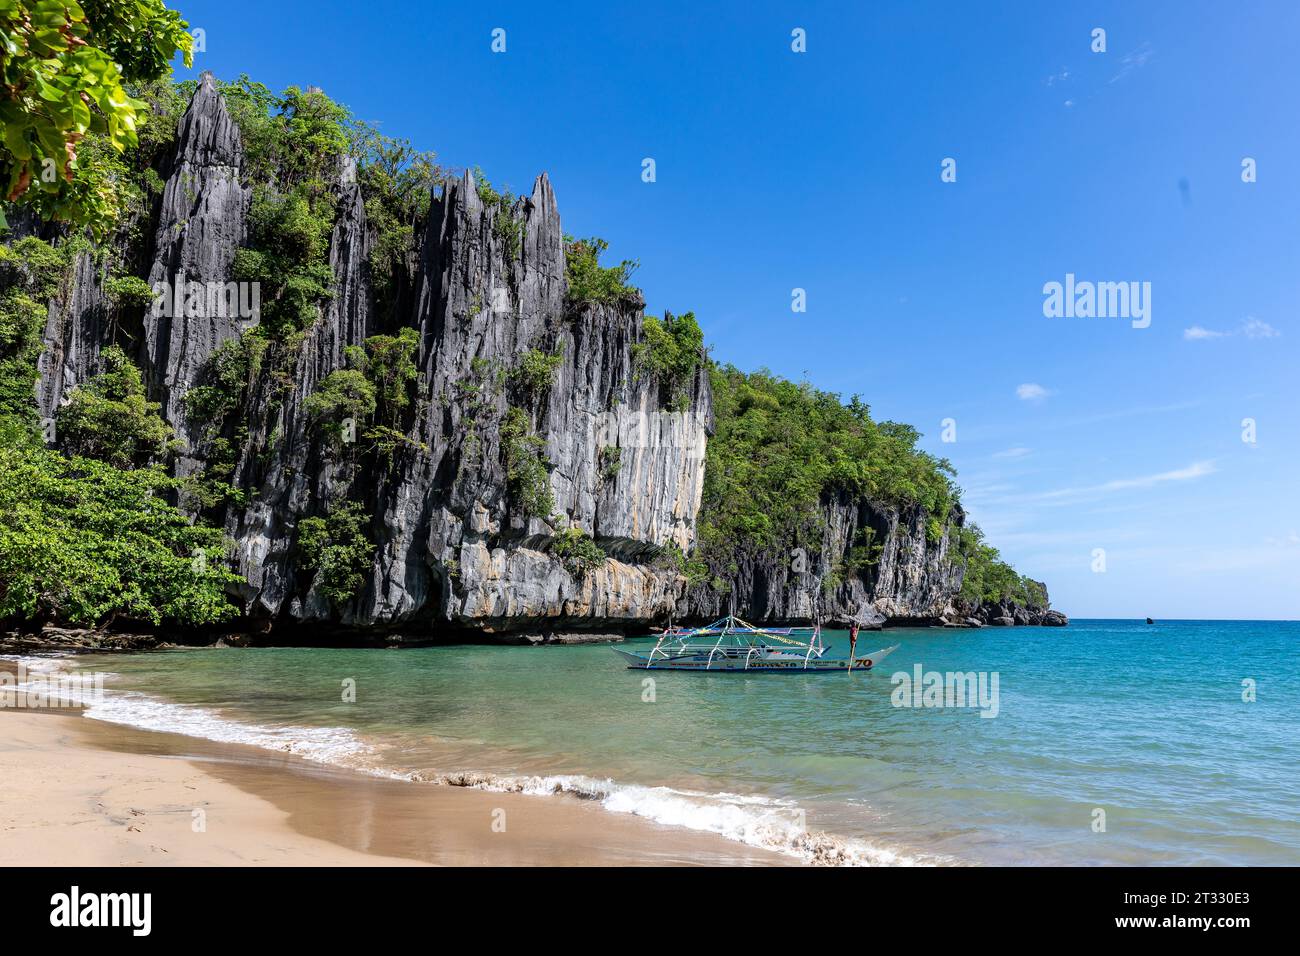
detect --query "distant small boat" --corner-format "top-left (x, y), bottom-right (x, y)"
top-left (613, 615), bottom-right (899, 673)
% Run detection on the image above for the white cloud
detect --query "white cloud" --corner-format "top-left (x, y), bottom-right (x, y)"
top-left (1183, 317), bottom-right (1280, 341)
top-left (1242, 317), bottom-right (1280, 339)
top-left (993, 447), bottom-right (1032, 459)
top-left (1016, 383), bottom-right (1050, 401)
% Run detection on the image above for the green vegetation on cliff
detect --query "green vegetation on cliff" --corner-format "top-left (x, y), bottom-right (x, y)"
top-left (221, 77), bottom-right (437, 347)
top-left (510, 346), bottom-right (563, 402)
top-left (953, 524), bottom-right (1049, 607)
top-left (0, 236), bottom-right (65, 420)
top-left (306, 329), bottom-right (420, 445)
top-left (474, 167), bottom-right (524, 260)
top-left (501, 407), bottom-right (555, 519)
top-left (354, 125), bottom-right (442, 323)
top-left (698, 364), bottom-right (957, 558)
top-left (634, 311), bottom-right (704, 411)
top-left (695, 364), bottom-right (1039, 606)
top-left (296, 502), bottom-right (373, 607)
top-left (58, 345), bottom-right (176, 467)
top-left (222, 77), bottom-right (347, 338)
top-left (549, 525), bottom-right (606, 576)
top-left (564, 236), bottom-right (639, 307)
top-left (0, 237), bottom-right (238, 628)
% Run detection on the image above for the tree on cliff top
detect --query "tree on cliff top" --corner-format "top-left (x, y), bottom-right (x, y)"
top-left (564, 236), bottom-right (640, 307)
top-left (0, 0), bottom-right (194, 233)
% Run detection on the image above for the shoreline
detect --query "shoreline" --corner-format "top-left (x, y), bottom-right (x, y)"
top-left (0, 651), bottom-right (944, 867)
top-left (0, 610), bottom-right (1070, 657)
top-left (0, 707), bottom-right (790, 867)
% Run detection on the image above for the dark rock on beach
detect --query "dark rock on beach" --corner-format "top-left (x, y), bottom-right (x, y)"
top-left (0, 627), bottom-right (167, 655)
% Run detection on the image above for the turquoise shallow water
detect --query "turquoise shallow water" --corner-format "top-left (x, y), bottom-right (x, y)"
top-left (67, 619), bottom-right (1300, 865)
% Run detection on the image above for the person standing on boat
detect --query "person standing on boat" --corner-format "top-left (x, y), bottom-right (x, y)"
top-left (849, 621), bottom-right (859, 660)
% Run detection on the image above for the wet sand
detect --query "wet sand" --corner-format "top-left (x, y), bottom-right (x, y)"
top-left (0, 709), bottom-right (789, 866)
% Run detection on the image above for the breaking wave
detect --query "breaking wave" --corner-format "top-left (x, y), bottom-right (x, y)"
top-left (414, 769), bottom-right (937, 865)
top-left (84, 689), bottom-right (377, 769)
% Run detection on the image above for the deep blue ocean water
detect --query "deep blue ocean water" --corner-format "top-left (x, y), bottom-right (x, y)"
top-left (64, 619), bottom-right (1300, 865)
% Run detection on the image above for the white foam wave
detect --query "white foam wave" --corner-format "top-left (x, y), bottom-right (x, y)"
top-left (0, 654), bottom-right (77, 670)
top-left (84, 691), bottom-right (374, 768)
top-left (416, 769), bottom-right (932, 865)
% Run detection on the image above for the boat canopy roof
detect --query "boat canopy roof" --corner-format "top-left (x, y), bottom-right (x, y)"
top-left (660, 615), bottom-right (822, 649)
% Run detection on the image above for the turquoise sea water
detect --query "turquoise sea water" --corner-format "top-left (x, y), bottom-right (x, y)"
top-left (65, 619), bottom-right (1300, 865)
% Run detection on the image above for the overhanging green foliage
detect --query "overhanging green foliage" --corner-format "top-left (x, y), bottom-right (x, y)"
top-left (0, 438), bottom-right (240, 626)
top-left (0, 0), bottom-right (193, 233)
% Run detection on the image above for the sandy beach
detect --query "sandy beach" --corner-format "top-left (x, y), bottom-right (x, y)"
top-left (0, 707), bottom-right (788, 867)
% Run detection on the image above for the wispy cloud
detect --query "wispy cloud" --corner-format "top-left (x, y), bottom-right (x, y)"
top-left (993, 447), bottom-right (1032, 459)
top-left (1110, 41), bottom-right (1154, 84)
top-left (1171, 542), bottom-right (1300, 575)
top-left (1045, 67), bottom-right (1071, 87)
top-left (1183, 316), bottom-right (1280, 341)
top-left (1052, 400), bottom-right (1202, 429)
top-left (986, 527), bottom-right (1144, 550)
top-left (974, 460), bottom-right (1219, 511)
top-left (1030, 460), bottom-right (1217, 502)
top-left (947, 398), bottom-right (1204, 445)
top-left (1016, 383), bottom-right (1051, 401)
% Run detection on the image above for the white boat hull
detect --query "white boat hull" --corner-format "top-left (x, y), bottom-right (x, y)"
top-left (613, 644), bottom-right (900, 673)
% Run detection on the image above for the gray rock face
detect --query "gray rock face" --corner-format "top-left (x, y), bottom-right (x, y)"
top-left (143, 72), bottom-right (250, 466)
top-left (354, 169), bottom-right (712, 632)
top-left (36, 249), bottom-right (109, 422)
top-left (681, 493), bottom-right (964, 625)
top-left (30, 80), bottom-right (1060, 638)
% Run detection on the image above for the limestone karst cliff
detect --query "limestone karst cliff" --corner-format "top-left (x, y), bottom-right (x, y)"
top-left (20, 75), bottom-right (1062, 642)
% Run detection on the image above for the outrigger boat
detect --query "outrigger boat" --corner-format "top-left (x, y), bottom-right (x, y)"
top-left (612, 615), bottom-right (899, 673)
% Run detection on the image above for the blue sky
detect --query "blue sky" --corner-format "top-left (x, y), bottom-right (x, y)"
top-left (171, 0), bottom-right (1299, 619)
